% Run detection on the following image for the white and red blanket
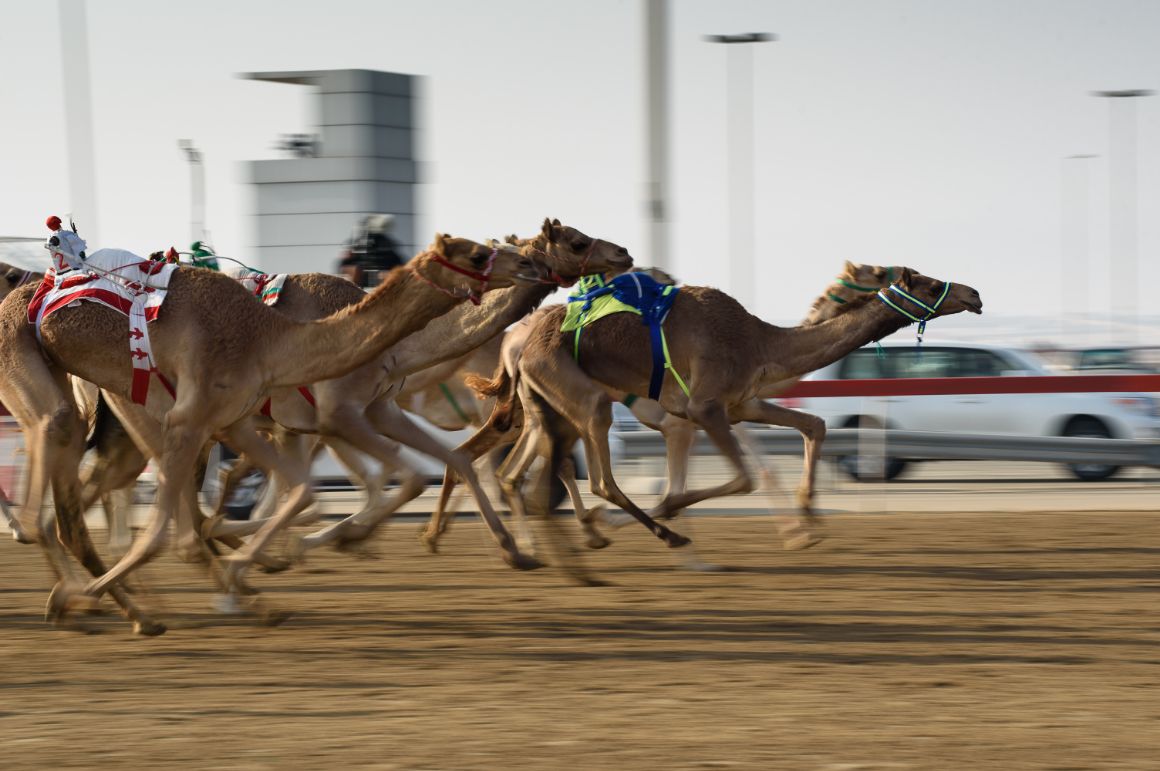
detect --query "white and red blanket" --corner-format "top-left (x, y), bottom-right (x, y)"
top-left (27, 249), bottom-right (179, 405)
top-left (226, 267), bottom-right (288, 306)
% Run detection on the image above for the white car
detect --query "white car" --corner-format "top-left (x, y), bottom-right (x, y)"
top-left (777, 341), bottom-right (1160, 481)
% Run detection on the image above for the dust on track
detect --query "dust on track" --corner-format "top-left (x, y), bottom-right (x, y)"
top-left (2, 512), bottom-right (1159, 770)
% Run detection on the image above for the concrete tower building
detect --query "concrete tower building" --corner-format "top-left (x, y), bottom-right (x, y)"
top-left (242, 69), bottom-right (418, 274)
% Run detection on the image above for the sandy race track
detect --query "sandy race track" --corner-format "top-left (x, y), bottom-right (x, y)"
top-left (2, 512), bottom-right (1159, 770)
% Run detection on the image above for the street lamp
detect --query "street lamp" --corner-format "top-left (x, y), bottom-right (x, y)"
top-left (1060, 154), bottom-right (1097, 324)
top-left (177, 139), bottom-right (206, 245)
top-left (1091, 89), bottom-right (1154, 341)
top-left (705, 32), bottom-right (776, 311)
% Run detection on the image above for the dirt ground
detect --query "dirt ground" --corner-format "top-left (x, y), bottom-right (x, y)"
top-left (2, 511), bottom-right (1159, 770)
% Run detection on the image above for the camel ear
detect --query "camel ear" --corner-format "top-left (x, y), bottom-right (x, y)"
top-left (433, 233), bottom-right (449, 255)
top-left (541, 217), bottom-right (558, 243)
top-left (504, 233), bottom-right (519, 245)
top-left (842, 260), bottom-right (857, 277)
top-left (551, 218), bottom-right (561, 226)
top-left (898, 267), bottom-right (915, 288)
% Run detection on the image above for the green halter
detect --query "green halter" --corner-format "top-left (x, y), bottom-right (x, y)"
top-left (830, 267), bottom-right (895, 302)
top-left (875, 281), bottom-right (952, 341)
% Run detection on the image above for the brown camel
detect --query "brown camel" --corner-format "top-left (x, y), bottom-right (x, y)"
top-left (420, 261), bottom-right (904, 553)
top-left (6, 233), bottom-right (542, 631)
top-left (283, 221), bottom-right (634, 555)
top-left (508, 268), bottom-right (982, 563)
top-left (17, 220), bottom-right (631, 580)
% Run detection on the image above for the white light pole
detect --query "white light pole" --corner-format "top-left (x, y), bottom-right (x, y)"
top-left (705, 32), bottom-right (775, 311)
top-left (59, 0), bottom-right (99, 243)
top-left (1092, 89), bottom-right (1153, 341)
top-left (643, 0), bottom-right (671, 271)
top-left (177, 139), bottom-right (206, 244)
top-left (1060, 154), bottom-right (1097, 324)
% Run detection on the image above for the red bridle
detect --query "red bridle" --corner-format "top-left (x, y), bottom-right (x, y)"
top-left (414, 248), bottom-right (498, 305)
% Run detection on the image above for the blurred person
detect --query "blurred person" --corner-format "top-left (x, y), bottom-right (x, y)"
top-left (338, 214), bottom-right (405, 288)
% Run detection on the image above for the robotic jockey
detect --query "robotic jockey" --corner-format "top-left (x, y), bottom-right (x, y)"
top-left (44, 215), bottom-right (89, 274)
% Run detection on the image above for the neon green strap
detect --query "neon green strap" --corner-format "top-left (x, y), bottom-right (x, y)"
top-left (659, 329), bottom-right (691, 398)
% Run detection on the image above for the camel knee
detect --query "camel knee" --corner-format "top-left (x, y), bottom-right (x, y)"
top-left (804, 416), bottom-right (826, 442)
top-left (44, 404), bottom-right (82, 449)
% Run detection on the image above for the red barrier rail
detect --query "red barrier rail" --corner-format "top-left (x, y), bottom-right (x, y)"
top-left (780, 374), bottom-right (1160, 399)
top-left (3, 377), bottom-right (1157, 412)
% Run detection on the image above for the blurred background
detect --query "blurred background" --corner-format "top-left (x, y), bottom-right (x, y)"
top-left (1, 0), bottom-right (1159, 338)
top-left (0, 0), bottom-right (1157, 511)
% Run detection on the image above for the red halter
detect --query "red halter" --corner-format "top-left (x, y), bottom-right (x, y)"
top-left (414, 248), bottom-right (498, 305)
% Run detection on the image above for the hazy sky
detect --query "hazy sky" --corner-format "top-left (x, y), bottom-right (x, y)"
top-left (1, 0), bottom-right (1158, 325)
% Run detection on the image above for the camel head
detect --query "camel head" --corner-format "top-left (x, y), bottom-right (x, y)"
top-left (880, 268), bottom-right (983, 321)
top-left (634, 266), bottom-right (679, 285)
top-left (414, 233), bottom-right (543, 304)
top-left (0, 261), bottom-right (38, 302)
top-left (523, 217), bottom-right (634, 283)
top-left (807, 261), bottom-right (910, 324)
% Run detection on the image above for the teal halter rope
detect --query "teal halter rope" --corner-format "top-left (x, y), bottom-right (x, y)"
top-left (875, 280), bottom-right (952, 344)
top-left (829, 266), bottom-right (895, 305)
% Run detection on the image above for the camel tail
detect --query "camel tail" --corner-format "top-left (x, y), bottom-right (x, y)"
top-left (86, 392), bottom-right (118, 451)
top-left (465, 362), bottom-right (511, 400)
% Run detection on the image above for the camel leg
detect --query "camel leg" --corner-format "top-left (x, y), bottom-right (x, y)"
top-left (35, 403), bottom-right (90, 586)
top-left (81, 411), bottom-right (210, 599)
top-left (559, 455), bottom-right (610, 550)
top-left (729, 400), bottom-right (826, 548)
top-left (295, 430), bottom-right (426, 555)
top-left (421, 406), bottom-right (520, 552)
top-left (50, 456), bottom-right (165, 635)
top-left (99, 396), bottom-right (209, 563)
top-left (732, 422), bottom-right (810, 547)
top-left (103, 488), bottom-right (134, 558)
top-left (520, 356), bottom-right (690, 549)
top-left (366, 399), bottom-right (539, 570)
top-left (605, 414), bottom-right (698, 532)
top-left (211, 421), bottom-right (314, 595)
top-left (646, 398), bottom-right (756, 519)
top-left (493, 416), bottom-right (548, 552)
top-left (519, 391), bottom-right (604, 584)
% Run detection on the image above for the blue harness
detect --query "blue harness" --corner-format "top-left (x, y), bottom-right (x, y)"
top-left (567, 272), bottom-right (686, 401)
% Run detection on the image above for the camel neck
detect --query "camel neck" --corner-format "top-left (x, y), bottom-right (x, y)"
top-left (753, 298), bottom-right (909, 384)
top-left (270, 266), bottom-right (461, 388)
top-left (387, 282), bottom-right (557, 378)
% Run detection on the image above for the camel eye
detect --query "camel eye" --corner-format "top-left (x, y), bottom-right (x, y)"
top-left (471, 252), bottom-right (488, 266)
top-left (572, 240), bottom-right (588, 252)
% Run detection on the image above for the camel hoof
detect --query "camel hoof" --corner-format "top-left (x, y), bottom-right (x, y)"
top-left (259, 608), bottom-right (292, 627)
top-left (581, 505), bottom-right (607, 523)
top-left (333, 521), bottom-right (374, 547)
top-left (12, 528), bottom-right (38, 545)
top-left (504, 551), bottom-right (545, 571)
top-left (133, 619), bottom-right (168, 637)
top-left (585, 534), bottom-right (613, 550)
top-left (783, 530), bottom-right (823, 551)
top-left (45, 581), bottom-right (86, 623)
top-left (211, 592), bottom-right (245, 615)
top-left (257, 556), bottom-right (292, 574)
top-left (176, 546), bottom-right (209, 565)
top-left (286, 534), bottom-right (308, 564)
top-left (417, 527), bottom-right (440, 554)
top-left (663, 529), bottom-right (692, 548)
top-left (219, 557), bottom-right (260, 596)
